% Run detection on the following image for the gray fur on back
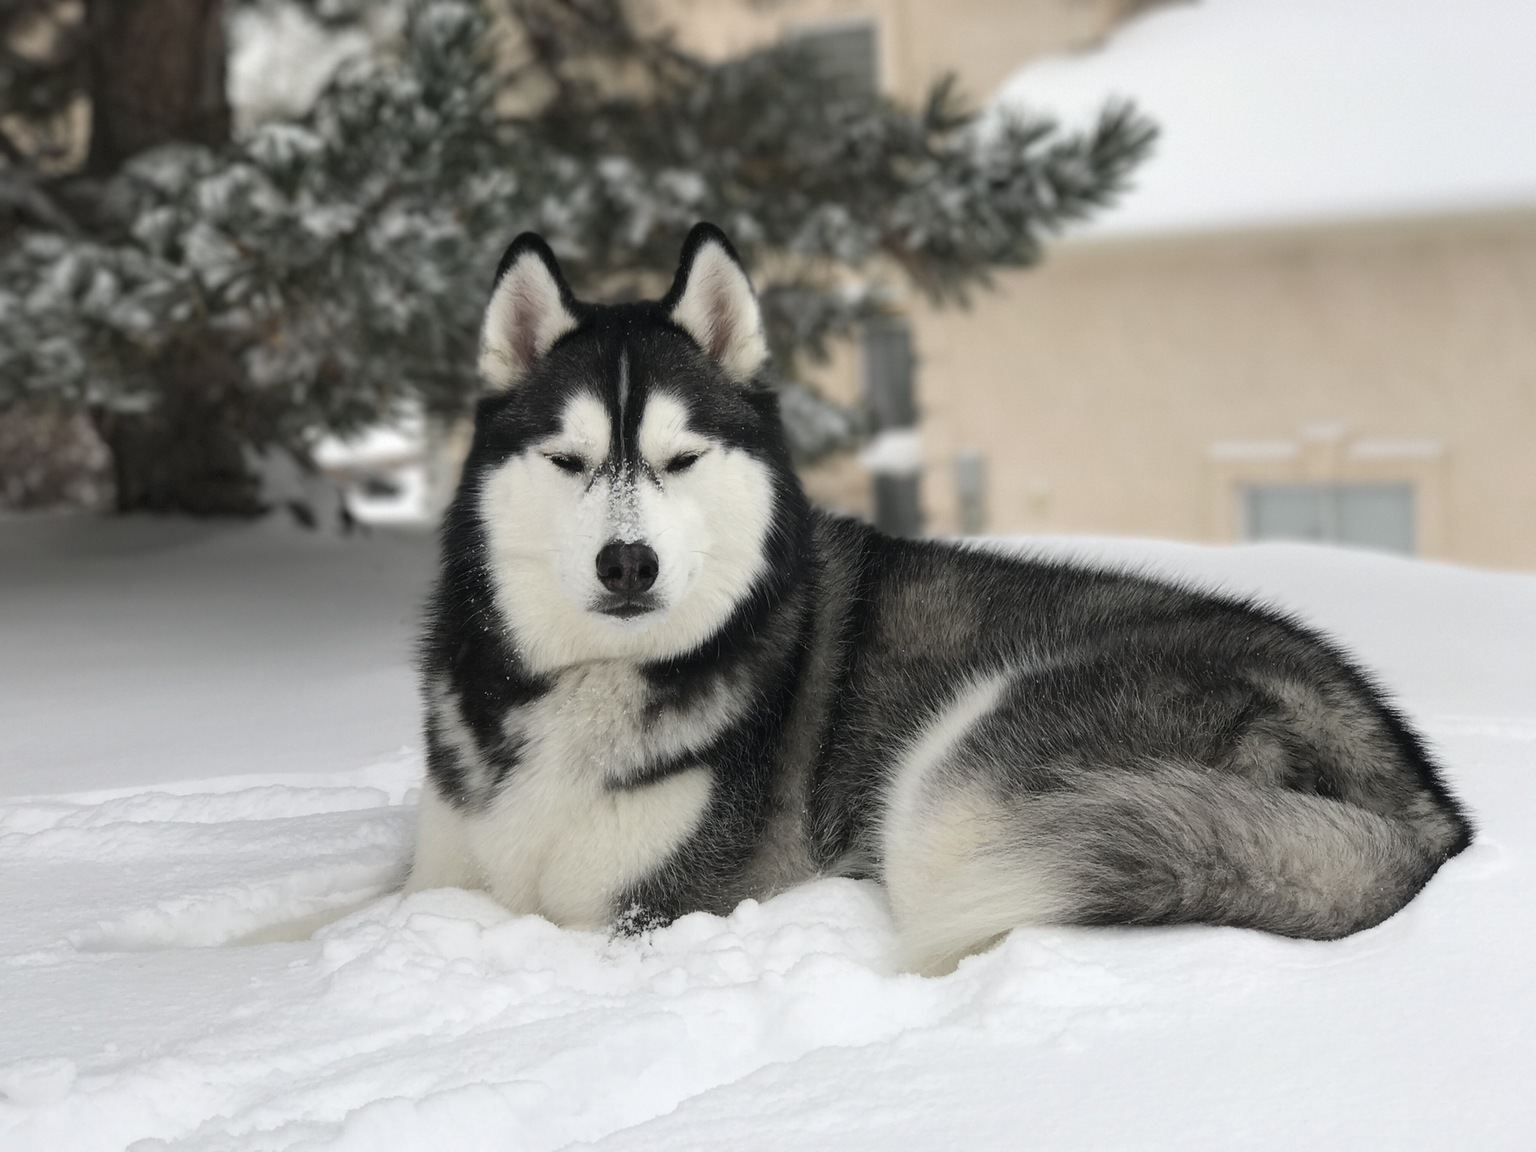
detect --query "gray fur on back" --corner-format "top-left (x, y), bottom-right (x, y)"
top-left (735, 515), bottom-right (1471, 971)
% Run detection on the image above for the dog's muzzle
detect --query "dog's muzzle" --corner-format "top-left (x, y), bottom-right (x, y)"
top-left (594, 540), bottom-right (660, 618)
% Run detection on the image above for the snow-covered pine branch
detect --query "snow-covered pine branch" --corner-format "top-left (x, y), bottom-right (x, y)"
top-left (0, 0), bottom-right (1155, 509)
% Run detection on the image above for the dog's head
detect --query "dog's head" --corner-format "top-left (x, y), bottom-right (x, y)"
top-left (454, 223), bottom-right (808, 670)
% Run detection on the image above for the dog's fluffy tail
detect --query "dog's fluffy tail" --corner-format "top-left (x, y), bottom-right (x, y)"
top-left (884, 765), bottom-right (1459, 976)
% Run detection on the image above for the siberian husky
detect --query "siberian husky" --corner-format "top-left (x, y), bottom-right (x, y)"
top-left (407, 223), bottom-right (1471, 974)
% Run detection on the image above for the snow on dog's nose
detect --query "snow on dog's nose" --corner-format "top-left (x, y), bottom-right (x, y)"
top-left (596, 541), bottom-right (659, 595)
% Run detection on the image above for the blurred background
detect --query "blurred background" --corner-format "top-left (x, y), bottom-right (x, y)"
top-left (2, 0), bottom-right (1534, 566)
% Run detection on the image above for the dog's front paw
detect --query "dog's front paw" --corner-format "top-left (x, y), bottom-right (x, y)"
top-left (612, 901), bottom-right (673, 936)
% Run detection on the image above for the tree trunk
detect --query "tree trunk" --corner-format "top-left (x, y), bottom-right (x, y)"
top-left (85, 0), bottom-right (230, 174)
top-left (83, 0), bottom-right (266, 515)
top-left (92, 339), bottom-right (264, 516)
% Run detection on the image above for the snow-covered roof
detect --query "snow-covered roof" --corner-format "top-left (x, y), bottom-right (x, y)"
top-left (999, 0), bottom-right (1536, 236)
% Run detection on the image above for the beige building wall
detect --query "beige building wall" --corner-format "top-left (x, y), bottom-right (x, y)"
top-left (912, 209), bottom-right (1536, 569)
top-left (644, 0), bottom-right (1157, 104)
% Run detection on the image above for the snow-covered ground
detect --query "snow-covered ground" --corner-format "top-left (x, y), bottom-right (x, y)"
top-left (2, 516), bottom-right (1533, 1150)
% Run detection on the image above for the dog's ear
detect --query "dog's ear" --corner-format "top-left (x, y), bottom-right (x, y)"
top-left (479, 234), bottom-right (580, 389)
top-left (665, 223), bottom-right (768, 383)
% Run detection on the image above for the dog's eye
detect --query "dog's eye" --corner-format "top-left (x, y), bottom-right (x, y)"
top-left (545, 453), bottom-right (586, 474)
top-left (664, 452), bottom-right (701, 475)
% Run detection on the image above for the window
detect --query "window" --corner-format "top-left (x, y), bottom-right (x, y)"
top-left (861, 315), bottom-right (920, 536)
top-left (861, 315), bottom-right (915, 430)
top-left (1242, 483), bottom-right (1416, 554)
top-left (955, 448), bottom-right (987, 535)
top-left (787, 21), bottom-right (879, 101)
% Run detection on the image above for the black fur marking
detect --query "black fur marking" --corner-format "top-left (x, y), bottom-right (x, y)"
top-left (418, 477), bottom-right (552, 809)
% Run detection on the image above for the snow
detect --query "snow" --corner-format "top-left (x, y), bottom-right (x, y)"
top-left (313, 418), bottom-right (433, 525)
top-left (1000, 0), bottom-right (1536, 235)
top-left (0, 516), bottom-right (433, 796)
top-left (313, 424), bottom-right (423, 472)
top-left (340, 465), bottom-right (432, 526)
top-left (228, 3), bottom-right (373, 129)
top-left (3, 515), bottom-right (1535, 1149)
top-left (856, 428), bottom-right (923, 476)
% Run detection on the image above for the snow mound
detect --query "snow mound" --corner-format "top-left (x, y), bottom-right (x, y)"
top-left (2, 749), bottom-right (1525, 1149)
top-left (2, 760), bottom-right (1404, 1152)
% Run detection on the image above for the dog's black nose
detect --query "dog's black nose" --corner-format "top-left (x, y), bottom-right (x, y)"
top-left (596, 541), bottom-right (659, 594)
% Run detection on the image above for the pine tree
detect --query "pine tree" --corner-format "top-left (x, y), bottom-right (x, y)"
top-left (0, 0), bottom-right (1156, 514)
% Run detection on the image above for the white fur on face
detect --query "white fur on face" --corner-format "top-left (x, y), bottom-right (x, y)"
top-left (480, 390), bottom-right (776, 671)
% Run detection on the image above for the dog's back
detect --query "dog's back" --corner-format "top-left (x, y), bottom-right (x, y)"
top-left (781, 515), bottom-right (1470, 971)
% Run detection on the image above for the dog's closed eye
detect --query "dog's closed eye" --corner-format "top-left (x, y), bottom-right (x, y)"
top-left (664, 452), bottom-right (702, 474)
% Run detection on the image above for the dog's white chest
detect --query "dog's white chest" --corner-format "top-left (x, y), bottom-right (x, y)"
top-left (462, 663), bottom-right (713, 927)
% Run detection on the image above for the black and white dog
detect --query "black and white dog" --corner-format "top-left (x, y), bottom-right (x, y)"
top-left (408, 223), bottom-right (1471, 973)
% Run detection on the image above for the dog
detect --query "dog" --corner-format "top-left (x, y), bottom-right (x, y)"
top-left (406, 222), bottom-right (1472, 974)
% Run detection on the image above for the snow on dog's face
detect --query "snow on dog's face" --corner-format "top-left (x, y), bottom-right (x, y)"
top-left (460, 225), bottom-right (805, 671)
